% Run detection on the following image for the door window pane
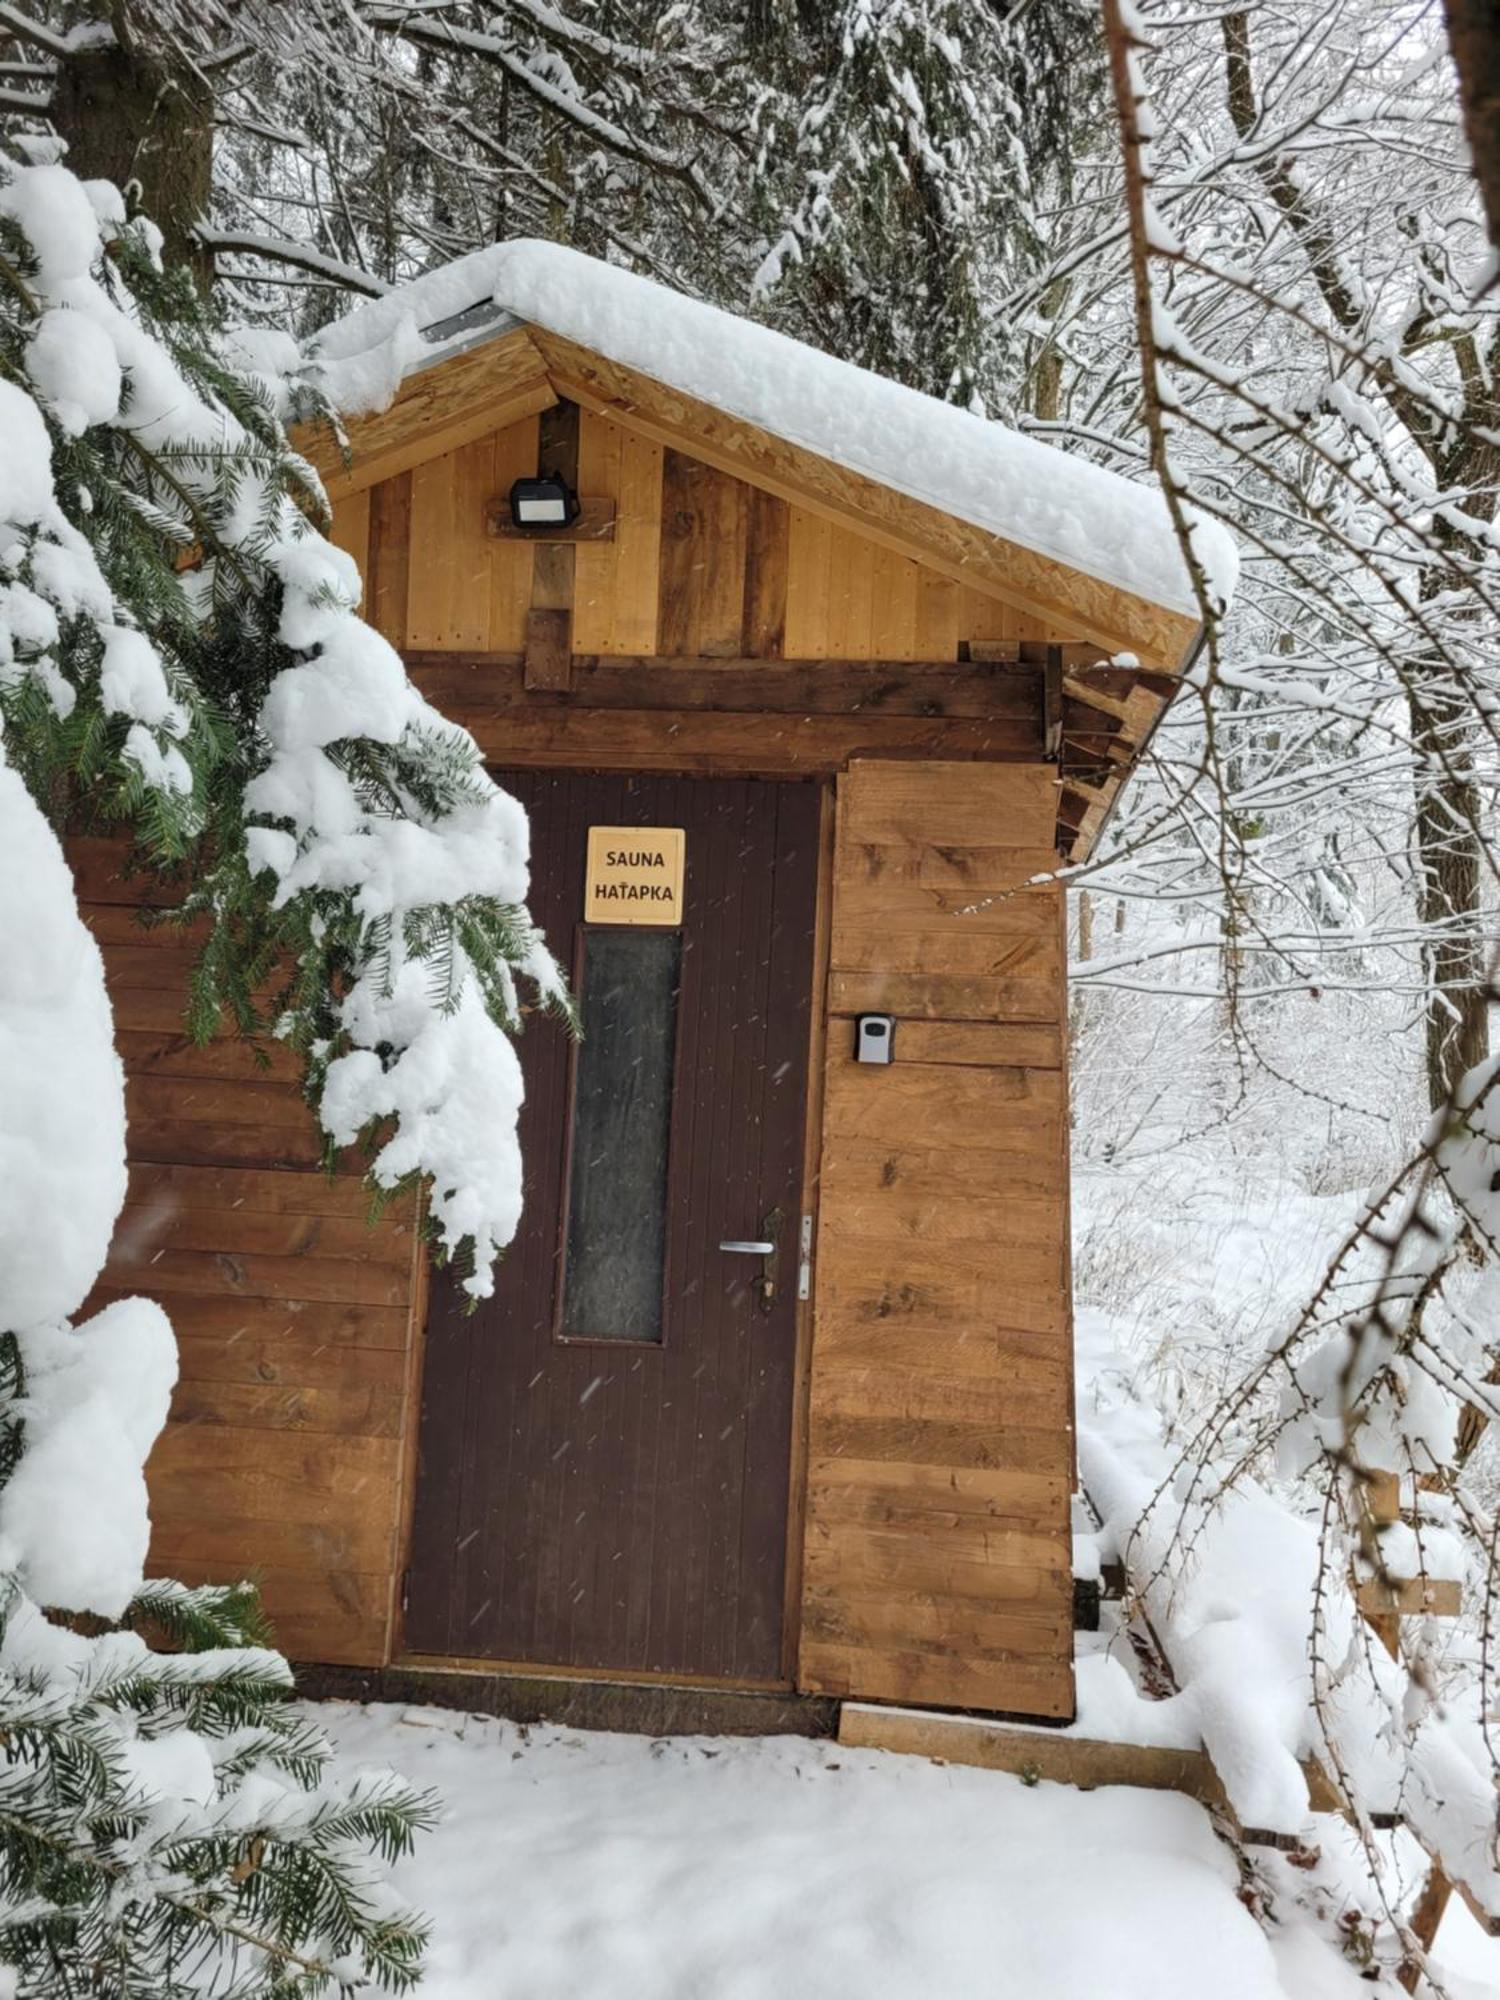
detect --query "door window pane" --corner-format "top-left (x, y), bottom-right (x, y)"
top-left (560, 927), bottom-right (682, 1341)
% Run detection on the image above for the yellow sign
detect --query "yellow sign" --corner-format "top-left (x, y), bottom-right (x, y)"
top-left (585, 826), bottom-right (686, 925)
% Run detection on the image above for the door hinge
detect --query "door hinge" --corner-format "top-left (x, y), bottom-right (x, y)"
top-left (399, 1567), bottom-right (412, 1617)
top-left (798, 1212), bottom-right (813, 1301)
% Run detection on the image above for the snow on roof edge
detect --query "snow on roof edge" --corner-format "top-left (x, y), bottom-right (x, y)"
top-left (313, 240), bottom-right (1238, 627)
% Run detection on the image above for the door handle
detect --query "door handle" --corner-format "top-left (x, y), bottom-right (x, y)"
top-left (719, 1209), bottom-right (782, 1312)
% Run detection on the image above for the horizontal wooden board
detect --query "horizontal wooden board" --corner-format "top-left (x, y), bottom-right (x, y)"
top-left (810, 1319), bottom-right (1067, 1380)
top-left (820, 1137), bottom-right (1064, 1204)
top-left (808, 1411), bottom-right (1072, 1477)
top-left (68, 837), bottom-right (185, 907)
top-left (399, 692), bottom-right (1041, 776)
top-left (123, 1113), bottom-right (324, 1173)
top-left (98, 940), bottom-right (201, 991)
top-left (147, 1424), bottom-right (400, 1531)
top-left (105, 1243), bottom-right (407, 1308)
top-left (808, 1362), bottom-right (1066, 1431)
top-left (112, 1200), bottom-right (414, 1270)
top-left (807, 1458), bottom-right (1068, 1530)
top-left (827, 969), bottom-right (1061, 1021)
top-left (804, 1518), bottom-right (1070, 1594)
top-left (837, 759), bottom-right (1058, 848)
top-left (802, 1587), bottom-right (1070, 1655)
top-left (889, 1020), bottom-right (1064, 1069)
top-left (831, 929), bottom-right (1060, 982)
top-left (839, 1708), bottom-right (1207, 1789)
top-left (407, 652), bottom-right (1046, 722)
top-left (117, 1029), bottom-right (301, 1085)
top-left (87, 1285), bottom-right (410, 1350)
top-left (175, 1332), bottom-right (408, 1394)
top-left (168, 1374), bottom-right (404, 1439)
top-left (161, 1562), bottom-right (389, 1667)
top-left (84, 902), bottom-right (205, 947)
top-left (801, 1638), bottom-right (1074, 1717)
top-left (148, 1487), bottom-right (392, 1573)
top-left (822, 1059), bottom-right (1064, 1141)
top-left (125, 1163), bottom-right (380, 1215)
top-left (835, 841), bottom-right (1061, 891)
top-left (831, 878), bottom-right (1059, 939)
top-left (821, 1191), bottom-right (1065, 1255)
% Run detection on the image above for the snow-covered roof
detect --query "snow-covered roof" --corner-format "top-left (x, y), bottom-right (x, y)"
top-left (313, 240), bottom-right (1237, 625)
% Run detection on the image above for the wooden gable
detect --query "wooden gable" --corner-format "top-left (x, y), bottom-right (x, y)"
top-left (318, 396), bottom-right (1186, 860)
top-left (298, 328), bottom-right (1199, 665)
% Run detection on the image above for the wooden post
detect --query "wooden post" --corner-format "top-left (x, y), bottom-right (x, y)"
top-left (1353, 1466), bottom-right (1459, 1981)
top-left (524, 401), bottom-right (580, 692)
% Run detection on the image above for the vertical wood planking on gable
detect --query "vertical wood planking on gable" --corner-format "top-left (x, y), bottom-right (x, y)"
top-left (379, 417), bottom-right (543, 652)
top-left (961, 585), bottom-right (1020, 652)
top-left (572, 408), bottom-right (621, 653)
top-left (573, 409), bottom-right (662, 655)
top-left (783, 507), bottom-right (833, 658)
top-left (658, 448), bottom-right (749, 657)
top-left (407, 439), bottom-right (493, 649)
top-left (798, 758), bottom-right (1075, 1720)
top-left (870, 548), bottom-right (919, 661)
top-left (825, 526), bottom-right (875, 659)
top-left (488, 414), bottom-right (541, 651)
top-left (358, 423), bottom-right (1097, 671)
top-left (327, 485), bottom-right (371, 582)
top-left (367, 474), bottom-right (411, 649)
top-left (914, 565), bottom-right (961, 661)
top-left (743, 487), bottom-right (790, 659)
top-left (611, 427), bottom-right (665, 654)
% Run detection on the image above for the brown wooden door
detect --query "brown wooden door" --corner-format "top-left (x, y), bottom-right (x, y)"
top-left (405, 772), bottom-right (821, 1683)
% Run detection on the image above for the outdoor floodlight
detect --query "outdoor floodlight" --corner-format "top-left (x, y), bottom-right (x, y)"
top-left (509, 474), bottom-right (579, 528)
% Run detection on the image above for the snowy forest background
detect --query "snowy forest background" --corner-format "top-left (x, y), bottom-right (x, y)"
top-left (3, 0), bottom-right (1500, 1991)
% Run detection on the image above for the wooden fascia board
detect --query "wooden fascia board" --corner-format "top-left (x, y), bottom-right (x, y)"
top-left (292, 326), bottom-right (556, 503)
top-left (528, 326), bottom-right (1200, 670)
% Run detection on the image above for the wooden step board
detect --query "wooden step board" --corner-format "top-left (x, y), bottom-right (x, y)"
top-left (838, 1702), bottom-right (1345, 1826)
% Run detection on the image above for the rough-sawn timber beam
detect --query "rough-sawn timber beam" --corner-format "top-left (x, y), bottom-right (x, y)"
top-left (837, 1701), bottom-right (1345, 1828)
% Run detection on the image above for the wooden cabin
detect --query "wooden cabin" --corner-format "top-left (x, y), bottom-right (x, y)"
top-left (78, 244), bottom-right (1205, 1727)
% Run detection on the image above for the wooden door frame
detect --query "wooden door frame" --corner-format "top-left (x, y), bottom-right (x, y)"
top-left (389, 761), bottom-right (836, 1691)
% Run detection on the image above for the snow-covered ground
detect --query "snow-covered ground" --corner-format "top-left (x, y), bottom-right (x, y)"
top-left (302, 1039), bottom-right (1500, 2000)
top-left (318, 1698), bottom-right (1419, 2000)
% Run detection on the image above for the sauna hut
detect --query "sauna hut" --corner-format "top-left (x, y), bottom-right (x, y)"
top-left (77, 242), bottom-right (1223, 1727)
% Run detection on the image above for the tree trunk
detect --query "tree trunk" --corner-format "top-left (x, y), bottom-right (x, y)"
top-left (50, 7), bottom-right (212, 288)
top-left (1443, 0), bottom-right (1500, 265)
top-left (1409, 684), bottom-right (1489, 1107)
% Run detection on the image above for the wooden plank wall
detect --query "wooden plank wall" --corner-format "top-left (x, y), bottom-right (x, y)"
top-left (71, 839), bottom-right (421, 1667)
top-left (334, 407), bottom-right (1074, 666)
top-left (799, 760), bottom-right (1075, 1720)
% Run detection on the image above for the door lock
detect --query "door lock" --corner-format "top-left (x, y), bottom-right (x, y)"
top-left (718, 1207), bottom-right (782, 1312)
